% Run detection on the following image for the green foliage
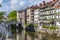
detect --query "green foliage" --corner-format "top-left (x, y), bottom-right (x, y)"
top-left (34, 24), bottom-right (38, 27)
top-left (8, 10), bottom-right (17, 21)
top-left (42, 25), bottom-right (49, 28)
top-left (42, 25), bottom-right (58, 30)
top-left (24, 22), bottom-right (29, 27)
top-left (25, 23), bottom-right (28, 27)
top-left (0, 11), bottom-right (6, 21)
top-left (25, 23), bottom-right (38, 27)
top-left (49, 26), bottom-right (58, 30)
top-left (0, 4), bottom-right (2, 7)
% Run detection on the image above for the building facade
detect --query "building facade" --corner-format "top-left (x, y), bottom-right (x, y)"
top-left (17, 10), bottom-right (27, 24)
top-left (26, 7), bottom-right (34, 24)
top-left (17, 0), bottom-right (60, 28)
top-left (39, 0), bottom-right (57, 26)
top-left (39, 0), bottom-right (60, 28)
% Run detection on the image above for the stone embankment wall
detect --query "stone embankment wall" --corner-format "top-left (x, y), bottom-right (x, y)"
top-left (36, 28), bottom-right (60, 37)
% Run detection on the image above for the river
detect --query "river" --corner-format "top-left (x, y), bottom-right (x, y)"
top-left (12, 30), bottom-right (60, 40)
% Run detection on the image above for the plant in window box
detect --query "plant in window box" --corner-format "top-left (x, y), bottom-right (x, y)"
top-left (34, 24), bottom-right (38, 28)
top-left (49, 25), bottom-right (58, 30)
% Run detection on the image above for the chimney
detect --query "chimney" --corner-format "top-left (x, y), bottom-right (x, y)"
top-left (47, 2), bottom-right (50, 4)
top-left (43, 1), bottom-right (46, 6)
top-left (43, 1), bottom-right (45, 4)
top-left (53, 0), bottom-right (55, 1)
top-left (36, 4), bottom-right (38, 7)
top-left (39, 3), bottom-right (42, 7)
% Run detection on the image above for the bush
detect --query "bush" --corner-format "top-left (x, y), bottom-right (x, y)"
top-left (42, 25), bottom-right (49, 28)
top-left (34, 24), bottom-right (38, 27)
top-left (49, 26), bottom-right (58, 30)
top-left (25, 24), bottom-right (35, 32)
top-left (25, 23), bottom-right (29, 27)
top-left (42, 25), bottom-right (58, 30)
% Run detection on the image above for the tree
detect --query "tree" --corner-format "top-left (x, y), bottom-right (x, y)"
top-left (0, 4), bottom-right (2, 7)
top-left (0, 11), bottom-right (6, 21)
top-left (0, 4), bottom-right (4, 21)
top-left (0, 4), bottom-right (1, 7)
top-left (8, 10), bottom-right (17, 21)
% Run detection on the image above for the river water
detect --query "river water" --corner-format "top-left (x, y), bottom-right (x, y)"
top-left (12, 30), bottom-right (60, 40)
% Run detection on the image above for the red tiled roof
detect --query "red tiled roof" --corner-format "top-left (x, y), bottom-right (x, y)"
top-left (18, 0), bottom-right (58, 12)
top-left (30, 0), bottom-right (58, 9)
top-left (30, 5), bottom-right (40, 9)
top-left (51, 0), bottom-right (58, 5)
top-left (54, 5), bottom-right (60, 9)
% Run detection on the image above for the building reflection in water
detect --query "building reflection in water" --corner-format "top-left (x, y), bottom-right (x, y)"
top-left (12, 30), bottom-right (60, 40)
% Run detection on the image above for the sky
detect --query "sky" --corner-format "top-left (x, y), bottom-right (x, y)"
top-left (0, 0), bottom-right (50, 14)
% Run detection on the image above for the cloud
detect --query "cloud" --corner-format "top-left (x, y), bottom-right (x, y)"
top-left (0, 0), bottom-right (50, 14)
top-left (19, 1), bottom-right (26, 6)
top-left (11, 0), bottom-right (18, 5)
top-left (11, 6), bottom-right (16, 10)
top-left (29, 0), bottom-right (37, 2)
top-left (0, 6), bottom-right (8, 12)
top-left (10, 0), bottom-right (19, 10)
top-left (0, 0), bottom-right (3, 4)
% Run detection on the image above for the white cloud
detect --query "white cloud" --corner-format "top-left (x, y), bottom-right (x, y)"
top-left (0, 0), bottom-right (3, 4)
top-left (29, 0), bottom-right (36, 3)
top-left (0, 6), bottom-right (9, 12)
top-left (29, 0), bottom-right (33, 2)
top-left (19, 1), bottom-right (26, 6)
top-left (11, 0), bottom-right (18, 5)
top-left (11, 6), bottom-right (16, 10)
top-left (11, 0), bottom-right (19, 10)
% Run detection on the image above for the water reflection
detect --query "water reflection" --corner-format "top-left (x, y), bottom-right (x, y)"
top-left (13, 30), bottom-right (60, 40)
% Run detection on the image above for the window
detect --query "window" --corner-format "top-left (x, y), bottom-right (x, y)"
top-left (31, 10), bottom-right (34, 12)
top-left (53, 10), bottom-right (54, 13)
top-left (56, 16), bottom-right (59, 19)
top-left (48, 16), bottom-right (49, 19)
top-left (34, 12), bottom-right (39, 15)
top-left (59, 9), bottom-right (60, 12)
top-left (59, 16), bottom-right (60, 18)
top-left (47, 11), bottom-right (49, 14)
top-left (40, 13), bottom-right (42, 15)
top-left (53, 15), bottom-right (54, 19)
top-left (56, 9), bottom-right (59, 13)
top-left (50, 11), bottom-right (52, 14)
top-left (50, 16), bottom-right (52, 19)
top-left (48, 11), bottom-right (50, 14)
top-left (27, 14), bottom-right (29, 17)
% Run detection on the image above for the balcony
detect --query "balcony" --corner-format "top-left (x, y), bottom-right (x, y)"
top-left (31, 16), bottom-right (34, 18)
top-left (31, 13), bottom-right (34, 16)
top-left (40, 8), bottom-right (54, 12)
top-left (40, 13), bottom-right (55, 16)
top-left (40, 18), bottom-right (55, 21)
top-left (40, 20), bottom-right (55, 24)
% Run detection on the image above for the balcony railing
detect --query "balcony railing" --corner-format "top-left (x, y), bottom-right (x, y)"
top-left (40, 18), bottom-right (55, 21)
top-left (40, 13), bottom-right (55, 16)
top-left (40, 8), bottom-right (54, 12)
